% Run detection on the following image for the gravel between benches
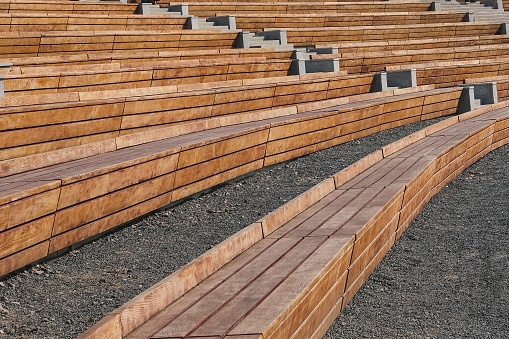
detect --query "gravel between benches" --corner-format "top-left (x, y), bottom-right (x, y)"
top-left (0, 117), bottom-right (507, 338)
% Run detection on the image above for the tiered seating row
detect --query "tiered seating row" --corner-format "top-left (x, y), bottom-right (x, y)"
top-left (1, 72), bottom-right (371, 161)
top-left (317, 43), bottom-right (509, 73)
top-left (3, 57), bottom-right (296, 95)
top-left (329, 35), bottom-right (509, 54)
top-left (78, 102), bottom-right (509, 339)
top-left (0, 48), bottom-right (294, 70)
top-left (0, 31), bottom-right (239, 58)
top-left (233, 12), bottom-right (467, 31)
top-left (0, 85), bottom-right (463, 278)
top-left (177, 2), bottom-right (433, 16)
top-left (385, 58), bottom-right (509, 88)
top-left (0, 0), bottom-right (138, 15)
top-left (286, 23), bottom-right (501, 46)
top-left (0, 13), bottom-right (187, 31)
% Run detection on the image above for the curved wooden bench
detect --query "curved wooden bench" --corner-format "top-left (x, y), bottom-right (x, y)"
top-left (232, 12), bottom-right (467, 31)
top-left (2, 57), bottom-right (296, 95)
top-left (0, 13), bottom-right (187, 31)
top-left (0, 85), bottom-right (462, 278)
top-left (0, 0), bottom-right (138, 15)
top-left (0, 48), bottom-right (294, 71)
top-left (284, 22), bottom-right (501, 46)
top-left (313, 43), bottom-right (509, 73)
top-left (176, 1), bottom-right (433, 16)
top-left (321, 34), bottom-right (509, 54)
top-left (385, 57), bottom-right (509, 88)
top-left (0, 71), bottom-right (373, 161)
top-left (0, 30), bottom-right (239, 58)
top-left (77, 101), bottom-right (509, 339)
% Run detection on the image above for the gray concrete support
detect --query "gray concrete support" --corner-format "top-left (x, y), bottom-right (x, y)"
top-left (256, 30), bottom-right (288, 45)
top-left (371, 69), bottom-right (417, 92)
top-left (458, 82), bottom-right (498, 113)
top-left (207, 16), bottom-right (236, 30)
top-left (289, 58), bottom-right (340, 75)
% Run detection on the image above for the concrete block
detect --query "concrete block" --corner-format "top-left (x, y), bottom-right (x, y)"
top-left (256, 30), bottom-right (287, 45)
top-left (484, 0), bottom-right (503, 10)
top-left (457, 82), bottom-right (498, 114)
top-left (136, 3), bottom-right (152, 15)
top-left (290, 60), bottom-right (307, 75)
top-left (207, 16), bottom-right (236, 30)
top-left (168, 4), bottom-right (189, 16)
top-left (289, 59), bottom-right (340, 75)
top-left (235, 32), bottom-right (251, 48)
top-left (307, 47), bottom-right (339, 55)
top-left (431, 2), bottom-right (441, 11)
top-left (186, 16), bottom-right (199, 30)
top-left (371, 69), bottom-right (417, 92)
top-left (464, 12), bottom-right (475, 23)
top-left (499, 23), bottom-right (508, 35)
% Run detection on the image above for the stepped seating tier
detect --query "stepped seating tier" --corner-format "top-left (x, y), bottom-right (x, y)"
top-left (0, 30), bottom-right (240, 58)
top-left (0, 48), bottom-right (294, 70)
top-left (0, 0), bottom-right (138, 15)
top-left (231, 12), bottom-right (468, 31)
top-left (0, 13), bottom-right (187, 31)
top-left (385, 58), bottom-right (509, 88)
top-left (0, 85), bottom-right (464, 278)
top-left (313, 43), bottom-right (509, 73)
top-left (172, 1), bottom-right (434, 16)
top-left (78, 103), bottom-right (509, 339)
top-left (284, 22), bottom-right (502, 45)
top-left (321, 35), bottom-right (509, 53)
top-left (2, 57), bottom-right (299, 95)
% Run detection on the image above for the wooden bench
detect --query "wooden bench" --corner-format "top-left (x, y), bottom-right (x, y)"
top-left (232, 12), bottom-right (467, 31)
top-left (323, 34), bottom-right (509, 54)
top-left (176, 2), bottom-right (434, 17)
top-left (0, 0), bottom-right (138, 15)
top-left (0, 72), bottom-right (373, 161)
top-left (0, 85), bottom-right (465, 278)
top-left (385, 57), bottom-right (509, 88)
top-left (0, 48), bottom-right (294, 72)
top-left (314, 43), bottom-right (509, 73)
top-left (285, 22), bottom-right (502, 46)
top-left (76, 102), bottom-right (509, 339)
top-left (2, 57), bottom-right (297, 95)
top-left (0, 30), bottom-right (239, 58)
top-left (0, 13), bottom-right (187, 31)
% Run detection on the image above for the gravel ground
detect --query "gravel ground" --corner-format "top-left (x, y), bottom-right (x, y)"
top-left (0, 117), bottom-right (506, 338)
top-left (324, 144), bottom-right (509, 339)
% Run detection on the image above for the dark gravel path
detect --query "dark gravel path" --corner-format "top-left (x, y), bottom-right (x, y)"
top-left (0, 117), bottom-right (506, 338)
top-left (324, 144), bottom-right (509, 339)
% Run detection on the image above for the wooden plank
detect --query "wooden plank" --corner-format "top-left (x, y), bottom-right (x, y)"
top-left (0, 215), bottom-right (54, 259)
top-left (52, 171), bottom-right (176, 235)
top-left (260, 177), bottom-right (336, 237)
top-left (0, 241), bottom-right (50, 278)
top-left (0, 188), bottom-right (59, 232)
top-left (178, 130), bottom-right (269, 169)
top-left (186, 236), bottom-right (327, 338)
top-left (151, 237), bottom-right (303, 338)
top-left (57, 153), bottom-right (179, 209)
top-left (125, 231), bottom-right (269, 339)
top-left (228, 236), bottom-right (353, 338)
